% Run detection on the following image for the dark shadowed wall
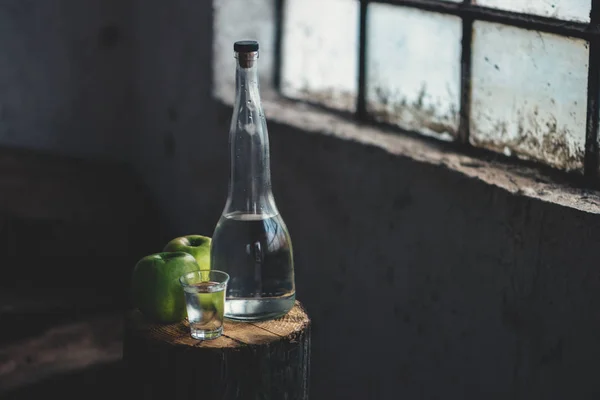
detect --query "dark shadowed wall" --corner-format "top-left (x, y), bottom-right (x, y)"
top-left (0, 0), bottom-right (133, 162)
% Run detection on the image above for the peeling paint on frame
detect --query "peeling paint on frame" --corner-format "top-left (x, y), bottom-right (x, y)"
top-left (474, 0), bottom-right (591, 23)
top-left (470, 22), bottom-right (588, 172)
top-left (365, 4), bottom-right (461, 141)
top-left (281, 0), bottom-right (359, 112)
top-left (367, 84), bottom-right (458, 140)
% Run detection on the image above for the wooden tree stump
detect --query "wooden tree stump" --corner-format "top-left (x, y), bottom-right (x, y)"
top-left (123, 301), bottom-right (311, 400)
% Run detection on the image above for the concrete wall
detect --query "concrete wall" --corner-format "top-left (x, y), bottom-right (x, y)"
top-left (0, 0), bottom-right (133, 162)
top-left (131, 0), bottom-right (222, 240)
top-left (0, 0), bottom-right (216, 229)
top-left (263, 115), bottom-right (600, 400)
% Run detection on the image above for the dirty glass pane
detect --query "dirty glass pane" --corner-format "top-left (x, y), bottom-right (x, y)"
top-left (471, 22), bottom-right (589, 171)
top-left (475, 0), bottom-right (590, 22)
top-left (366, 4), bottom-right (461, 140)
top-left (281, 0), bottom-right (359, 112)
top-left (213, 0), bottom-right (275, 101)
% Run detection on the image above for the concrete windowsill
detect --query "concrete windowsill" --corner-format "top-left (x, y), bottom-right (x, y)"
top-left (216, 89), bottom-right (600, 215)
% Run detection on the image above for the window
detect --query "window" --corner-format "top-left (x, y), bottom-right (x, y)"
top-left (214, 0), bottom-right (599, 180)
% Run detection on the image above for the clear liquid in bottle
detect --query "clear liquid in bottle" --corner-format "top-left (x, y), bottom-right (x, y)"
top-left (211, 211), bottom-right (295, 320)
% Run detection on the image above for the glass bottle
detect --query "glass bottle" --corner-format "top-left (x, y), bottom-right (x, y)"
top-left (210, 40), bottom-right (295, 321)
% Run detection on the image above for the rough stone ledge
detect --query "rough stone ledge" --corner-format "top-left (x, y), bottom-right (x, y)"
top-left (217, 88), bottom-right (600, 215)
top-left (0, 312), bottom-right (123, 393)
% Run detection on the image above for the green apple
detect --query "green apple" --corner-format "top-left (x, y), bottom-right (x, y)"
top-left (132, 251), bottom-right (199, 323)
top-left (163, 235), bottom-right (211, 270)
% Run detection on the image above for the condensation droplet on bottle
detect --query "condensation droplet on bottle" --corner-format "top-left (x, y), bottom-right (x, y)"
top-left (244, 123), bottom-right (257, 135)
top-left (253, 241), bottom-right (262, 263)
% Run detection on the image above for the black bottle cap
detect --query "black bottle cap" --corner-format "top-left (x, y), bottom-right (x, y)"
top-left (234, 40), bottom-right (259, 53)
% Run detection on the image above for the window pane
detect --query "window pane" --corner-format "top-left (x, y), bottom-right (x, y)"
top-left (471, 22), bottom-right (589, 171)
top-left (474, 0), bottom-right (590, 23)
top-left (366, 4), bottom-right (461, 140)
top-left (213, 0), bottom-right (275, 101)
top-left (281, 0), bottom-right (359, 112)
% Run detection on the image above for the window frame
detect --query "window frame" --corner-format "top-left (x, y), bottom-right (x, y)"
top-left (273, 0), bottom-right (600, 183)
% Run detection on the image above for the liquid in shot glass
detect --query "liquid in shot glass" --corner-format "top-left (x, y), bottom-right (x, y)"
top-left (179, 270), bottom-right (229, 340)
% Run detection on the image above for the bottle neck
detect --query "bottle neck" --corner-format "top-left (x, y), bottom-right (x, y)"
top-left (224, 57), bottom-right (276, 216)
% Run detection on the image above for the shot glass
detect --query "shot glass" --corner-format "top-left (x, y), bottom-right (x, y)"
top-left (179, 270), bottom-right (229, 340)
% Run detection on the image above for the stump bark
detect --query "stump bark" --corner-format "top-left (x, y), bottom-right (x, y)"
top-left (123, 301), bottom-right (310, 400)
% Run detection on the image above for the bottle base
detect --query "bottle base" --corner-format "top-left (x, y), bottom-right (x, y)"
top-left (224, 293), bottom-right (296, 321)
